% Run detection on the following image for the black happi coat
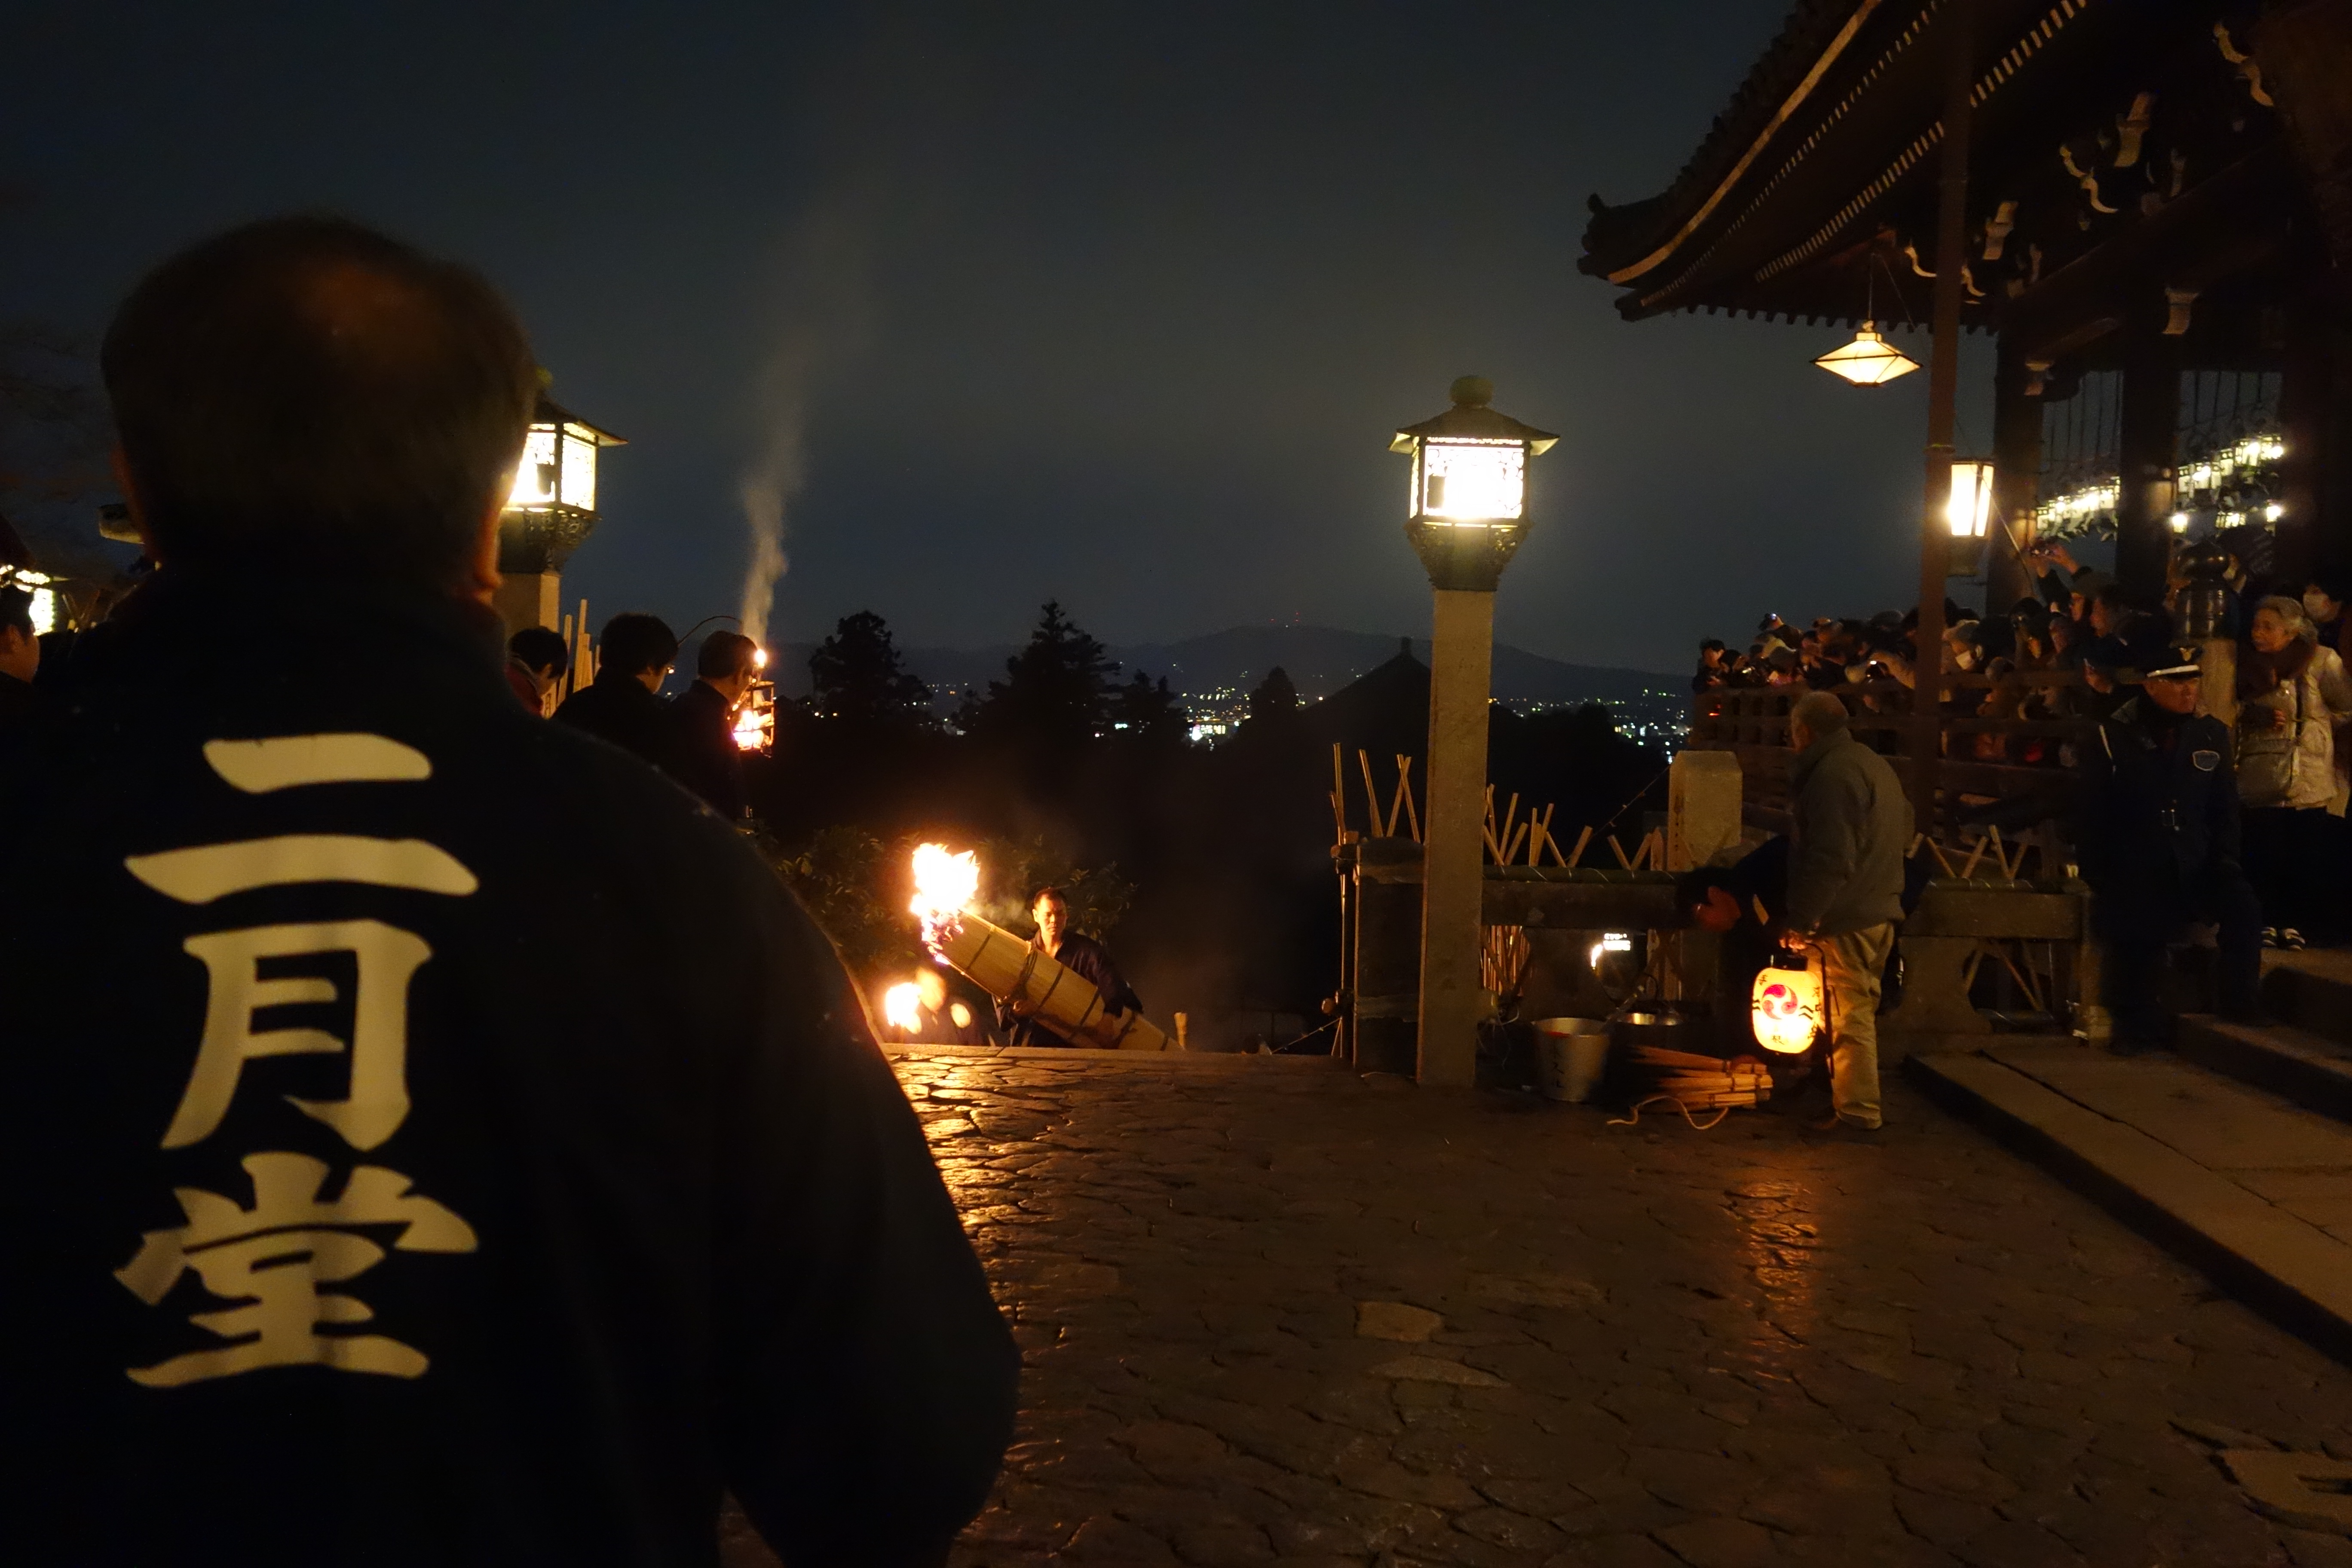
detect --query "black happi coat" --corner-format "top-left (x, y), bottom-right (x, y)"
top-left (997, 931), bottom-right (1142, 1047)
top-left (554, 667), bottom-right (676, 774)
top-left (0, 571), bottom-right (1016, 1568)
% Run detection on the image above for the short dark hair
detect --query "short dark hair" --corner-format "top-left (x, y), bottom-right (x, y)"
top-left (597, 613), bottom-right (677, 678)
top-left (0, 586), bottom-right (32, 639)
top-left (101, 215), bottom-right (536, 589)
top-left (1029, 885), bottom-right (1067, 912)
top-left (508, 626), bottom-right (568, 678)
top-left (698, 629), bottom-right (758, 680)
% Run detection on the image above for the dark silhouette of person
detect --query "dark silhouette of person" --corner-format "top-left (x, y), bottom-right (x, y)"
top-left (553, 612), bottom-right (677, 772)
top-left (668, 629), bottom-right (758, 820)
top-left (0, 214), bottom-right (1014, 1568)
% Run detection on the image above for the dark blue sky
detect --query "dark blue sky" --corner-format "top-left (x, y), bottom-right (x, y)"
top-left (6, 1), bottom-right (1994, 674)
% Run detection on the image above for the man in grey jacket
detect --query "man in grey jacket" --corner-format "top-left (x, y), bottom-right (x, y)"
top-left (1784, 691), bottom-right (1912, 1133)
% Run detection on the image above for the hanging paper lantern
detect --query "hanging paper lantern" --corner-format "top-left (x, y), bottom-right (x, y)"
top-left (1750, 957), bottom-right (1825, 1055)
top-left (1813, 322), bottom-right (1920, 386)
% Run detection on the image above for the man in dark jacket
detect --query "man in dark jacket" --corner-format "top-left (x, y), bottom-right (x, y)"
top-left (2076, 646), bottom-right (2263, 1053)
top-left (1783, 691), bottom-right (1912, 1134)
top-left (998, 885), bottom-right (1142, 1047)
top-left (668, 629), bottom-right (758, 820)
top-left (0, 216), bottom-right (1015, 1568)
top-left (554, 612), bottom-right (678, 770)
top-left (0, 582), bottom-right (43, 736)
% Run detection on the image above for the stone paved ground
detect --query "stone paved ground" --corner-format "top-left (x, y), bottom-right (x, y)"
top-left (722, 1050), bottom-right (2352, 1568)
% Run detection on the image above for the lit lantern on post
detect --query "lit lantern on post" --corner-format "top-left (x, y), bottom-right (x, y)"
top-left (1945, 458), bottom-right (1994, 576)
top-left (1750, 956), bottom-right (1826, 1055)
top-left (495, 382), bottom-right (625, 637)
top-left (1813, 322), bottom-right (1921, 386)
top-left (1387, 377), bottom-right (1557, 1086)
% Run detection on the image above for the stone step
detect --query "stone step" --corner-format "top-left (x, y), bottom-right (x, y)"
top-left (2265, 958), bottom-right (2352, 1050)
top-left (2179, 1015), bottom-right (2352, 1125)
top-left (1908, 1043), bottom-right (2352, 1363)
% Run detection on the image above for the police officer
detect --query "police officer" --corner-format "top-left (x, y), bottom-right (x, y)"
top-left (2074, 645), bottom-right (2264, 1053)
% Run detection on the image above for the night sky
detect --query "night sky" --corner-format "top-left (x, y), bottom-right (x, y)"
top-left (7, 1), bottom-right (1998, 676)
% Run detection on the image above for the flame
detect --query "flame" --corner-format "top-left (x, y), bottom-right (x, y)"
top-left (732, 706), bottom-right (767, 752)
top-left (910, 842), bottom-right (980, 951)
top-left (753, 646), bottom-right (769, 669)
top-left (882, 982), bottom-right (922, 1034)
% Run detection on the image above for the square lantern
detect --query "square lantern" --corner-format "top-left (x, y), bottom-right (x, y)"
top-left (1946, 459), bottom-right (1994, 576)
top-left (499, 389), bottom-right (625, 582)
top-left (1390, 377), bottom-right (1558, 592)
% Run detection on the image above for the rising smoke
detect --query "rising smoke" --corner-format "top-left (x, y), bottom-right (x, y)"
top-left (737, 204), bottom-right (874, 648)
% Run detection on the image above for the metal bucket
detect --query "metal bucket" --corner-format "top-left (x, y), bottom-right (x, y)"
top-left (1531, 1017), bottom-right (1611, 1103)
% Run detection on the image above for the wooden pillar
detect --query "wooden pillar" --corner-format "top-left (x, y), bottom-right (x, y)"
top-left (2278, 291), bottom-right (2330, 584)
top-left (1416, 588), bottom-right (1494, 1087)
top-left (1987, 337), bottom-right (2044, 615)
top-left (2113, 320), bottom-right (2180, 607)
top-left (1908, 0), bottom-right (1975, 839)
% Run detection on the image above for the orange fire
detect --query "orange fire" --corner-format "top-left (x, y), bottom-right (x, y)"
top-left (910, 842), bottom-right (980, 952)
top-left (882, 982), bottom-right (922, 1033)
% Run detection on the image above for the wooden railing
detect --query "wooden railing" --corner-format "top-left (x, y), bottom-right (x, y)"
top-left (1687, 675), bottom-right (2088, 870)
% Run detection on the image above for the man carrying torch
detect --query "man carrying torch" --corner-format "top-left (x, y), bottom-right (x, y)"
top-left (911, 847), bottom-right (1175, 1051)
top-left (999, 886), bottom-right (1142, 1048)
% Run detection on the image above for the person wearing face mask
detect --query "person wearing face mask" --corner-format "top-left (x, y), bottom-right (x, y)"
top-left (2236, 597), bottom-right (2352, 949)
top-left (2078, 648), bottom-right (2266, 1051)
top-left (2304, 575), bottom-right (2352, 662)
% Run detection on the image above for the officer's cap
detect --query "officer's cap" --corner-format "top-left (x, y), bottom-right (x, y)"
top-left (2144, 646), bottom-right (2202, 680)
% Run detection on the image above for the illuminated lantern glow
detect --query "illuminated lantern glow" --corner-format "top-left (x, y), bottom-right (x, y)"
top-left (1415, 438), bottom-right (1528, 525)
top-left (1750, 957), bottom-right (1826, 1055)
top-left (1946, 461), bottom-right (1995, 539)
top-left (1814, 322), bottom-right (1920, 386)
top-left (882, 982), bottom-right (922, 1034)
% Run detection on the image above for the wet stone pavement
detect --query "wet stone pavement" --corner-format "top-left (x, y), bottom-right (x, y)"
top-left (722, 1050), bottom-right (2352, 1568)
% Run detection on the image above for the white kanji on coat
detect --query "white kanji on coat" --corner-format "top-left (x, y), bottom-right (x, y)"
top-left (115, 1152), bottom-right (477, 1387)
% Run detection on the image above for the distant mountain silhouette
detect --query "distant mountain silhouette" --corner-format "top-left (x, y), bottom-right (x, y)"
top-left (769, 622), bottom-right (1675, 709)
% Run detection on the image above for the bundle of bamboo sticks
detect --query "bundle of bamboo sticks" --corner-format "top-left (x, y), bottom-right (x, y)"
top-left (1626, 1045), bottom-right (1772, 1109)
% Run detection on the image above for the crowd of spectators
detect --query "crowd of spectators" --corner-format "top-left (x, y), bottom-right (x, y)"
top-left (1692, 540), bottom-right (2352, 947)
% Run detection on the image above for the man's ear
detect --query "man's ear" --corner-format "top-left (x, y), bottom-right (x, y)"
top-left (111, 447), bottom-right (164, 565)
top-left (463, 493), bottom-right (503, 607)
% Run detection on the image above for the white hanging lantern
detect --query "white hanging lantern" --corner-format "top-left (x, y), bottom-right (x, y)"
top-left (1814, 322), bottom-right (1920, 386)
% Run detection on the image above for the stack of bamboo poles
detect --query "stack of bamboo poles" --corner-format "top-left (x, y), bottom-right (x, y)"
top-left (1480, 925), bottom-right (1530, 998)
top-left (1327, 745), bottom-right (1666, 871)
top-left (1626, 1045), bottom-right (1772, 1109)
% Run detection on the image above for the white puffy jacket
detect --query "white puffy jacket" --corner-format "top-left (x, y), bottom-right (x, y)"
top-left (2237, 642), bottom-right (2352, 809)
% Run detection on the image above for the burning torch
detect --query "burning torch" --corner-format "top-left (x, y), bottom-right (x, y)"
top-left (909, 843), bottom-right (1176, 1051)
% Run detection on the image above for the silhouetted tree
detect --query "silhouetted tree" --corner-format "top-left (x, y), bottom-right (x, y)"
top-left (1109, 671), bottom-right (1188, 750)
top-left (808, 609), bottom-right (933, 727)
top-left (963, 600), bottom-right (1118, 756)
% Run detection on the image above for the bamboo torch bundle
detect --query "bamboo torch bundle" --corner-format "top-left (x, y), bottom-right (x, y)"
top-left (911, 844), bottom-right (1176, 1052)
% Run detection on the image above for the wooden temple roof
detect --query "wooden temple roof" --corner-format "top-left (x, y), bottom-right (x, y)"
top-left (1578, 0), bottom-right (2301, 361)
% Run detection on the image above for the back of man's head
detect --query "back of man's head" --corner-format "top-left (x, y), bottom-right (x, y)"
top-left (598, 613), bottom-right (677, 679)
top-left (508, 626), bottom-right (569, 679)
top-left (102, 215), bottom-right (536, 590)
top-left (698, 630), bottom-right (758, 682)
top-left (0, 586), bottom-right (33, 642)
top-left (1789, 691), bottom-right (1850, 742)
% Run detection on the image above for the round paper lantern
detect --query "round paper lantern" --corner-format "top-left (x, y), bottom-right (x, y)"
top-left (1750, 958), bottom-right (1826, 1055)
